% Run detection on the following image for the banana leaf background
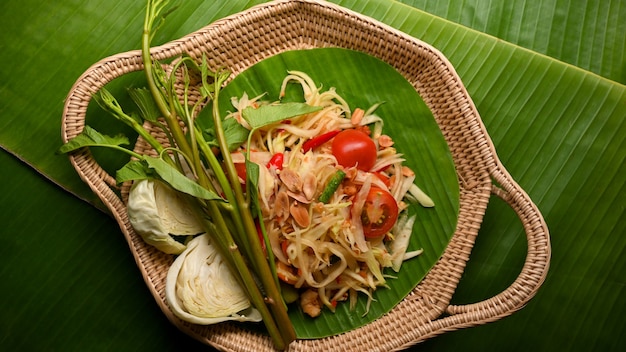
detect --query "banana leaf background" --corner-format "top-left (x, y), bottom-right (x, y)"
top-left (0, 0), bottom-right (624, 350)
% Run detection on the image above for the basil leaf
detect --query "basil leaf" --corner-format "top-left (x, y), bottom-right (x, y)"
top-left (116, 160), bottom-right (153, 184)
top-left (144, 156), bottom-right (223, 201)
top-left (57, 125), bottom-right (129, 154)
top-left (223, 117), bottom-right (250, 151)
top-left (245, 158), bottom-right (260, 208)
top-left (241, 102), bottom-right (322, 130)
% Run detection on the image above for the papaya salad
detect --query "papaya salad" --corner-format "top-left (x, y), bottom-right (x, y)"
top-left (227, 71), bottom-right (433, 317)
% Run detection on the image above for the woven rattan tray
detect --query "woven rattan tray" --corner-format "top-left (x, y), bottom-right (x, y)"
top-left (61, 1), bottom-right (550, 351)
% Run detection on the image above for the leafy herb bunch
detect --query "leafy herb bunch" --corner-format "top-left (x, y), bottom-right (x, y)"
top-left (59, 0), bottom-right (320, 348)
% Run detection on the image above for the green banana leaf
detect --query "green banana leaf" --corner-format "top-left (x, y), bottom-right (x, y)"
top-left (0, 0), bottom-right (624, 351)
top-left (397, 0), bottom-right (625, 84)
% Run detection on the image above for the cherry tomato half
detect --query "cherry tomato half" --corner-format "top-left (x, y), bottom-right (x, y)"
top-left (361, 187), bottom-right (399, 238)
top-left (331, 129), bottom-right (377, 171)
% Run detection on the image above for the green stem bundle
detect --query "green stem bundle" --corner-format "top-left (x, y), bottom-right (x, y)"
top-left (139, 0), bottom-right (296, 348)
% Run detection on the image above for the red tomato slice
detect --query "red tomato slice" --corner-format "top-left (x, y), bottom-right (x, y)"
top-left (331, 129), bottom-right (377, 171)
top-left (361, 187), bottom-right (399, 238)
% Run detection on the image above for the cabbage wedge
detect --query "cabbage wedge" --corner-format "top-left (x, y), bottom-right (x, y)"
top-left (165, 234), bottom-right (262, 324)
top-left (127, 179), bottom-right (204, 254)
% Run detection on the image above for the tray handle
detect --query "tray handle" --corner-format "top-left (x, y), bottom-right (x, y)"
top-left (439, 161), bottom-right (551, 330)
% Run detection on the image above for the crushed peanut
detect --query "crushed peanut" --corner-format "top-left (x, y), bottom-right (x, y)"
top-left (378, 134), bottom-right (394, 148)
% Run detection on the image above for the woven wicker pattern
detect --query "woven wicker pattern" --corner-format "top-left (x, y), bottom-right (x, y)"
top-left (61, 1), bottom-right (550, 351)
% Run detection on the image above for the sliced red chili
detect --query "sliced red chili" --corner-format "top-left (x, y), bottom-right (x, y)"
top-left (266, 152), bottom-right (284, 170)
top-left (302, 130), bottom-right (341, 153)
